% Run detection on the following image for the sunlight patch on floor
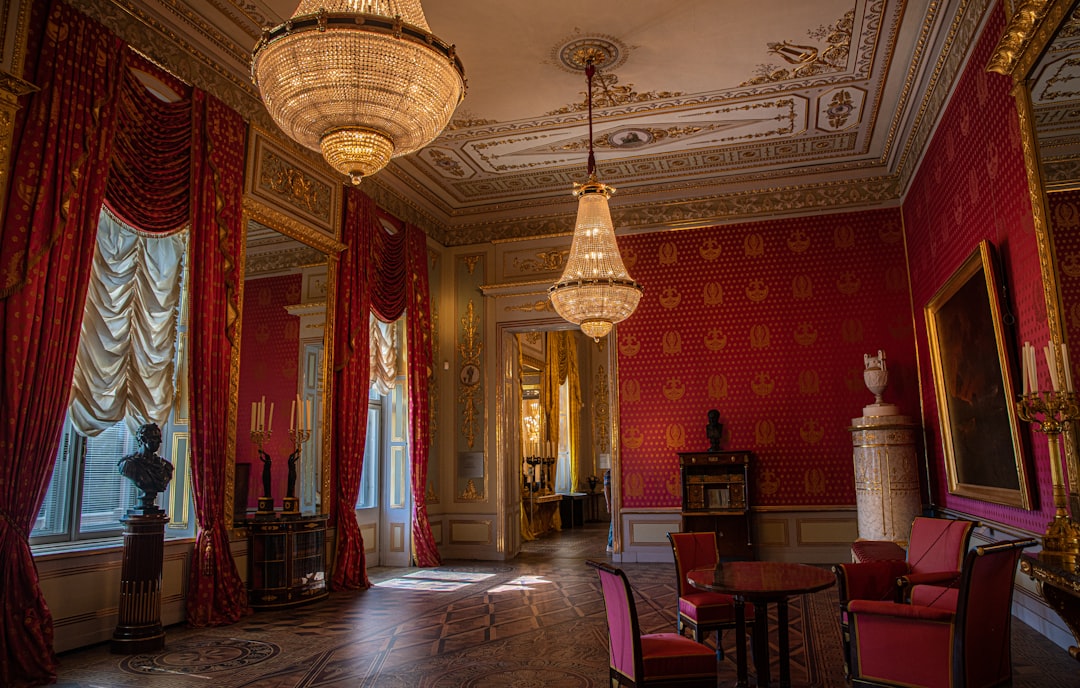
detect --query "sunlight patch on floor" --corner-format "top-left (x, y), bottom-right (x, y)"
top-left (375, 569), bottom-right (497, 591)
top-left (487, 575), bottom-right (553, 593)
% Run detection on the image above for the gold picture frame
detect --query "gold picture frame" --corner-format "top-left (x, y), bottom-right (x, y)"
top-left (925, 240), bottom-right (1032, 509)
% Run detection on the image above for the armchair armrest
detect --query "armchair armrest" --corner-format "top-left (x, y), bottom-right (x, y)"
top-left (847, 599), bottom-right (955, 623)
top-left (899, 570), bottom-right (960, 587)
top-left (835, 560), bottom-right (911, 603)
top-left (896, 569), bottom-right (961, 602)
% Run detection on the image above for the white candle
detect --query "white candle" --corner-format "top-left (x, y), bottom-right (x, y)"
top-left (1022, 342), bottom-right (1030, 395)
top-left (268, 402), bottom-right (274, 433)
top-left (260, 395), bottom-right (266, 431)
top-left (1045, 344), bottom-right (1059, 392)
top-left (251, 401), bottom-right (256, 432)
top-left (1028, 341), bottom-right (1036, 390)
top-left (1065, 342), bottom-right (1075, 393)
top-left (290, 400), bottom-right (296, 431)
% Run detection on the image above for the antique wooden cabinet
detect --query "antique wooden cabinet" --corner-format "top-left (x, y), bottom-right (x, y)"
top-left (678, 451), bottom-right (754, 560)
top-left (243, 513), bottom-right (329, 608)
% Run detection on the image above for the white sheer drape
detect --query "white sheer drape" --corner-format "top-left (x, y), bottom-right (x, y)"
top-left (69, 209), bottom-right (187, 436)
top-left (369, 314), bottom-right (398, 395)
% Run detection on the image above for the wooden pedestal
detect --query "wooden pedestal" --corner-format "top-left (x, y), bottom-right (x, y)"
top-left (111, 512), bottom-right (168, 654)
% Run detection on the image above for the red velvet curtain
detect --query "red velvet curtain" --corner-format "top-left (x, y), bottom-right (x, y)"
top-left (364, 219), bottom-right (439, 565)
top-left (0, 2), bottom-right (123, 684)
top-left (331, 199), bottom-right (440, 583)
top-left (331, 189), bottom-right (373, 590)
top-left (185, 90), bottom-right (249, 625)
top-left (405, 224), bottom-right (440, 567)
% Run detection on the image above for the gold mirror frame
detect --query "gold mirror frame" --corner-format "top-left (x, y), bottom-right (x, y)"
top-left (990, 0), bottom-right (1080, 512)
top-left (225, 195), bottom-right (345, 532)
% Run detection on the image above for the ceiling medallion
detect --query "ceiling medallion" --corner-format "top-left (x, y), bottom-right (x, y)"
top-left (554, 36), bottom-right (629, 74)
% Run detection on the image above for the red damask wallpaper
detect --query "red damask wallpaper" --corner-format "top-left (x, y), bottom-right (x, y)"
top-left (617, 208), bottom-right (915, 509)
top-left (904, 2), bottom-right (1052, 534)
top-left (238, 274), bottom-right (302, 510)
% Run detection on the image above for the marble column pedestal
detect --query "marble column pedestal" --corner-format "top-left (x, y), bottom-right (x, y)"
top-left (849, 411), bottom-right (920, 544)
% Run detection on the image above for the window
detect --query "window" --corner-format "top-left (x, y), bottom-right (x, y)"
top-left (31, 211), bottom-right (194, 546)
top-left (32, 416), bottom-right (194, 544)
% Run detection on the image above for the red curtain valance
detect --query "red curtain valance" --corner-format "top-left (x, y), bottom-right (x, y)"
top-left (368, 224), bottom-right (409, 322)
top-left (104, 60), bottom-right (193, 234)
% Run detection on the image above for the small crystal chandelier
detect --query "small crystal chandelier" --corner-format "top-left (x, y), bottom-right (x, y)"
top-left (252, 0), bottom-right (465, 185)
top-left (549, 55), bottom-right (643, 340)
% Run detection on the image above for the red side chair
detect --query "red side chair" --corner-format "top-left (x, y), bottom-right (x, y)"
top-left (846, 538), bottom-right (1037, 688)
top-left (588, 559), bottom-right (717, 688)
top-left (667, 532), bottom-right (755, 661)
top-left (834, 517), bottom-right (975, 677)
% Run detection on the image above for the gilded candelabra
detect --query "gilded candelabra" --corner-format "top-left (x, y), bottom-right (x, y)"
top-left (1017, 390), bottom-right (1080, 557)
top-left (288, 428), bottom-right (311, 450)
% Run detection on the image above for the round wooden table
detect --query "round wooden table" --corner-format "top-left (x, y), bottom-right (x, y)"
top-left (688, 562), bottom-right (835, 688)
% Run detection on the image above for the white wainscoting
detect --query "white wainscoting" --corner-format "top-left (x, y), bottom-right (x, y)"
top-left (615, 508), bottom-right (858, 564)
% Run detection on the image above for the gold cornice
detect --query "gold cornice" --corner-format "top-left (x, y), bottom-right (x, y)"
top-left (988, 0), bottom-right (1075, 83)
top-left (441, 175), bottom-right (905, 246)
top-left (242, 197), bottom-right (346, 256)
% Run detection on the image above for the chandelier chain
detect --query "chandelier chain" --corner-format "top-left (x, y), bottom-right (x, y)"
top-left (586, 60), bottom-right (596, 177)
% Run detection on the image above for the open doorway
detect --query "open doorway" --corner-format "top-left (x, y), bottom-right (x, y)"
top-left (500, 326), bottom-right (617, 557)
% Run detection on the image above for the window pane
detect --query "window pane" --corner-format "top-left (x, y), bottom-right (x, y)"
top-left (32, 429), bottom-right (76, 539)
top-left (79, 423), bottom-right (138, 535)
top-left (356, 403), bottom-right (381, 509)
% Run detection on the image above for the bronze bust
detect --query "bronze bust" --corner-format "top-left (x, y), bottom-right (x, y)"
top-left (117, 423), bottom-right (174, 514)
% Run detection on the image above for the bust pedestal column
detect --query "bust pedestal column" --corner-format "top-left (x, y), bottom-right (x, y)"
top-left (849, 410), bottom-right (920, 544)
top-left (111, 511), bottom-right (168, 653)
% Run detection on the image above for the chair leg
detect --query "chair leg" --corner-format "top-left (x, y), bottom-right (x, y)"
top-left (714, 629), bottom-right (725, 662)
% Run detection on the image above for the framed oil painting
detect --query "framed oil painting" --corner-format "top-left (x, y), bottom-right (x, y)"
top-left (924, 240), bottom-right (1032, 509)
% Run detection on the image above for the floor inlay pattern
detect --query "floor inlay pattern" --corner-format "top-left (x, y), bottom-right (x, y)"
top-left (118, 638), bottom-right (281, 676)
top-left (54, 522), bottom-right (1080, 687)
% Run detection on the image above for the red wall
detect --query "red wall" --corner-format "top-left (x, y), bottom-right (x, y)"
top-left (903, 2), bottom-right (1053, 534)
top-left (616, 207), bottom-right (915, 508)
top-left (238, 274), bottom-right (302, 510)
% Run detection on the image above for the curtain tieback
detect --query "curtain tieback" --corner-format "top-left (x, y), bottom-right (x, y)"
top-left (202, 531), bottom-right (214, 576)
top-left (0, 510), bottom-right (29, 541)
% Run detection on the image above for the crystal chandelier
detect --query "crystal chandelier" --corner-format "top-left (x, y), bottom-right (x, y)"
top-left (549, 55), bottom-right (643, 340)
top-left (252, 0), bottom-right (465, 185)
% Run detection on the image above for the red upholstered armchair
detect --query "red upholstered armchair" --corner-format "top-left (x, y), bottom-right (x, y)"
top-left (667, 532), bottom-right (755, 661)
top-left (847, 538), bottom-right (1037, 688)
top-left (588, 559), bottom-right (717, 687)
top-left (834, 517), bottom-right (975, 677)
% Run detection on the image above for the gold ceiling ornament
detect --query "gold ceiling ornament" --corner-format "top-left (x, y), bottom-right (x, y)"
top-left (548, 55), bottom-right (643, 340)
top-left (251, 0), bottom-right (466, 185)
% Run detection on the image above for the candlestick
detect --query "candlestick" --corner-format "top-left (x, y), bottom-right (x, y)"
top-left (1017, 389), bottom-right (1080, 557)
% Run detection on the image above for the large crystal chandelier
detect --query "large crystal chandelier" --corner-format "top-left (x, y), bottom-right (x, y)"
top-left (252, 0), bottom-right (465, 185)
top-left (549, 55), bottom-right (643, 339)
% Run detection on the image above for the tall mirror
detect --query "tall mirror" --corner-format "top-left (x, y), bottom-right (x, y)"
top-left (226, 200), bottom-right (344, 526)
top-left (992, 0), bottom-right (1080, 514)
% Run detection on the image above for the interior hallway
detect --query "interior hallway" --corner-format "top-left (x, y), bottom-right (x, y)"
top-left (53, 522), bottom-right (1078, 687)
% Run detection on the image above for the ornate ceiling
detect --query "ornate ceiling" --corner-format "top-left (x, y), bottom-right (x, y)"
top-left (84, 0), bottom-right (997, 245)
